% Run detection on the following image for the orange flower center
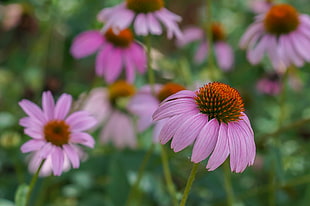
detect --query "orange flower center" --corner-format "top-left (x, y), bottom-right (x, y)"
top-left (195, 82), bottom-right (245, 123)
top-left (105, 28), bottom-right (133, 48)
top-left (44, 120), bottom-right (70, 146)
top-left (108, 80), bottom-right (135, 104)
top-left (212, 23), bottom-right (225, 42)
top-left (264, 4), bottom-right (299, 35)
top-left (157, 83), bottom-right (186, 102)
top-left (126, 0), bottom-right (164, 13)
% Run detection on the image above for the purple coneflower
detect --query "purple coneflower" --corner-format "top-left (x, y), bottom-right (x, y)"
top-left (81, 81), bottom-right (137, 149)
top-left (153, 82), bottom-right (256, 173)
top-left (19, 91), bottom-right (97, 176)
top-left (97, 0), bottom-right (182, 39)
top-left (128, 83), bottom-right (185, 142)
top-left (70, 28), bottom-right (146, 83)
top-left (240, 4), bottom-right (310, 71)
top-left (256, 72), bottom-right (281, 95)
top-left (177, 23), bottom-right (234, 71)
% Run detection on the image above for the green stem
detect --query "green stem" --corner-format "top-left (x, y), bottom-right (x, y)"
top-left (161, 145), bottom-right (178, 206)
top-left (145, 35), bottom-right (155, 94)
top-left (223, 161), bottom-right (234, 206)
top-left (125, 143), bottom-right (155, 206)
top-left (179, 163), bottom-right (199, 206)
top-left (26, 159), bottom-right (45, 206)
top-left (205, 0), bottom-right (216, 81)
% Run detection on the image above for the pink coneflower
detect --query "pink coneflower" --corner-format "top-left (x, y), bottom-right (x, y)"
top-left (128, 83), bottom-right (185, 142)
top-left (19, 91), bottom-right (97, 176)
top-left (177, 23), bottom-right (234, 71)
top-left (153, 82), bottom-right (256, 173)
top-left (81, 81), bottom-right (137, 148)
top-left (70, 28), bottom-right (146, 83)
top-left (256, 72), bottom-right (282, 95)
top-left (240, 4), bottom-right (310, 71)
top-left (97, 0), bottom-right (182, 39)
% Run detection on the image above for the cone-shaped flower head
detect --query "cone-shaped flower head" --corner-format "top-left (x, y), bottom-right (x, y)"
top-left (177, 23), bottom-right (234, 71)
top-left (153, 82), bottom-right (256, 173)
top-left (97, 0), bottom-right (182, 39)
top-left (240, 4), bottom-right (310, 71)
top-left (70, 28), bottom-right (146, 84)
top-left (19, 91), bottom-right (97, 176)
top-left (128, 82), bottom-right (185, 142)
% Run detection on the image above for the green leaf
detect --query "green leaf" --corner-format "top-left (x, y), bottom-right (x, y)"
top-left (0, 199), bottom-right (15, 206)
top-left (15, 184), bottom-right (29, 206)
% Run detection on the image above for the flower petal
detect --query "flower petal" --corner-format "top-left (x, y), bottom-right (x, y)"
top-left (54, 93), bottom-right (72, 120)
top-left (66, 111), bottom-right (97, 132)
top-left (70, 132), bottom-right (95, 148)
top-left (134, 13), bottom-right (148, 36)
top-left (19, 100), bottom-right (46, 124)
top-left (63, 144), bottom-right (80, 168)
top-left (51, 146), bottom-right (64, 176)
top-left (42, 91), bottom-right (55, 121)
top-left (21, 140), bottom-right (45, 153)
top-left (104, 47), bottom-right (123, 83)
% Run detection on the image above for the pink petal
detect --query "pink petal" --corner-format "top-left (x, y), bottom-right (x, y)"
top-left (281, 35), bottom-right (304, 67)
top-left (239, 23), bottom-right (264, 49)
top-left (155, 8), bottom-right (182, 39)
top-left (191, 119), bottom-right (220, 163)
top-left (70, 30), bottom-right (103, 58)
top-left (206, 123), bottom-right (229, 171)
top-left (95, 44), bottom-right (113, 76)
top-left (134, 13), bottom-right (148, 36)
top-left (176, 26), bottom-right (204, 47)
top-left (104, 47), bottom-right (123, 83)
top-left (66, 111), bottom-right (97, 132)
top-left (146, 13), bottom-right (162, 35)
top-left (70, 132), bottom-right (95, 148)
top-left (171, 113), bottom-right (208, 152)
top-left (194, 42), bottom-right (208, 64)
top-left (39, 142), bottom-right (54, 159)
top-left (24, 128), bottom-right (44, 139)
top-left (161, 90), bottom-right (196, 103)
top-left (214, 42), bottom-right (234, 71)
top-left (153, 119), bottom-right (166, 143)
top-left (19, 100), bottom-right (46, 124)
top-left (123, 48), bottom-right (135, 83)
top-left (290, 32), bottom-right (310, 61)
top-left (63, 144), bottom-right (80, 168)
top-left (54, 93), bottom-right (72, 120)
top-left (247, 34), bottom-right (268, 65)
top-left (21, 139), bottom-right (45, 153)
top-left (129, 43), bottom-right (147, 73)
top-left (51, 146), bottom-right (64, 176)
top-left (127, 93), bottom-right (159, 115)
top-left (42, 91), bottom-right (55, 121)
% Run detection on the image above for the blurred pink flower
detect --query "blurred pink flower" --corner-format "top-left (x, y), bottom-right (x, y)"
top-left (97, 0), bottom-right (182, 39)
top-left (256, 72), bottom-right (281, 95)
top-left (240, 4), bottom-right (310, 71)
top-left (81, 81), bottom-right (137, 149)
top-left (128, 83), bottom-right (185, 142)
top-left (249, 0), bottom-right (273, 14)
top-left (153, 82), bottom-right (256, 173)
top-left (177, 24), bottom-right (234, 71)
top-left (19, 91), bottom-right (97, 176)
top-left (70, 28), bottom-right (146, 83)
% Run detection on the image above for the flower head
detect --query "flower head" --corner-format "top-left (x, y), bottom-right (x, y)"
top-left (19, 91), bottom-right (97, 176)
top-left (70, 29), bottom-right (146, 83)
top-left (153, 82), bottom-right (256, 173)
top-left (81, 81), bottom-right (137, 148)
top-left (240, 4), bottom-right (310, 70)
top-left (128, 83), bottom-right (185, 142)
top-left (177, 23), bottom-right (234, 71)
top-left (256, 72), bottom-right (282, 95)
top-left (97, 0), bottom-right (182, 39)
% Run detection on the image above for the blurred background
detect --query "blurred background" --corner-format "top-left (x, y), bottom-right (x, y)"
top-left (1, 0), bottom-right (310, 205)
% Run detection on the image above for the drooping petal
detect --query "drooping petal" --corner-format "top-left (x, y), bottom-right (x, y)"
top-left (104, 47), bottom-right (123, 83)
top-left (54, 93), bottom-right (72, 120)
top-left (70, 30), bottom-right (103, 58)
top-left (176, 27), bottom-right (204, 47)
top-left (290, 32), bottom-right (310, 61)
top-left (194, 42), bottom-right (208, 64)
top-left (134, 13), bottom-right (148, 36)
top-left (214, 42), bottom-right (234, 71)
top-left (70, 132), bottom-right (95, 148)
top-left (66, 111), bottom-right (97, 132)
top-left (63, 144), bottom-right (80, 168)
top-left (129, 43), bottom-right (147, 73)
top-left (239, 23), bottom-right (264, 48)
top-left (123, 48), bottom-right (136, 83)
top-left (206, 123), bottom-right (230, 171)
top-left (155, 8), bottom-right (182, 39)
top-left (42, 91), bottom-right (55, 121)
top-left (95, 44), bottom-right (113, 76)
top-left (191, 119), bottom-right (220, 163)
top-left (21, 140), bottom-right (45, 153)
top-left (38, 142), bottom-right (54, 159)
top-left (146, 13), bottom-right (162, 35)
top-left (171, 113), bottom-right (208, 152)
top-left (51, 146), bottom-right (64, 176)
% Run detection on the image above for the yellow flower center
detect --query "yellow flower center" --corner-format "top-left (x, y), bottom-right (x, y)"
top-left (44, 120), bottom-right (70, 146)
top-left (105, 28), bottom-right (133, 48)
top-left (212, 23), bottom-right (225, 42)
top-left (108, 80), bottom-right (135, 104)
top-left (126, 0), bottom-right (164, 13)
top-left (264, 4), bottom-right (299, 35)
top-left (195, 82), bottom-right (245, 123)
top-left (157, 83), bottom-right (186, 102)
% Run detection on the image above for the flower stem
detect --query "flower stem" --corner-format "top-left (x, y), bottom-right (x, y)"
top-left (26, 159), bottom-right (45, 206)
top-left (145, 35), bottom-right (155, 95)
top-left (179, 163), bottom-right (199, 206)
top-left (125, 143), bottom-right (155, 206)
top-left (160, 145), bottom-right (178, 206)
top-left (223, 161), bottom-right (235, 206)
